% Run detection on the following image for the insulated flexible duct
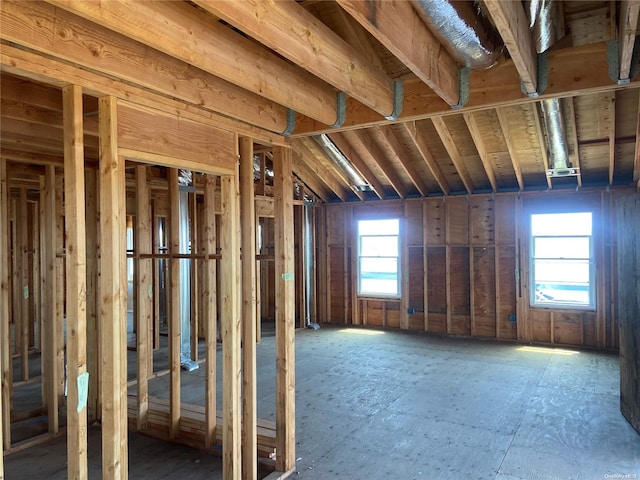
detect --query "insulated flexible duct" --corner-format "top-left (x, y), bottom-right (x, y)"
top-left (411, 0), bottom-right (503, 70)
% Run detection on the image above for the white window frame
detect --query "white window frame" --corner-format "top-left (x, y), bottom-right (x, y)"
top-left (529, 212), bottom-right (596, 310)
top-left (357, 218), bottom-right (401, 298)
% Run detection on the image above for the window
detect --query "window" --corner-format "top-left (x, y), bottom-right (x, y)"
top-left (530, 212), bottom-right (595, 309)
top-left (357, 219), bottom-right (400, 297)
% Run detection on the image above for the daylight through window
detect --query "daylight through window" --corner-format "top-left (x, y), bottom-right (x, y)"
top-left (357, 219), bottom-right (400, 297)
top-left (530, 212), bottom-right (595, 309)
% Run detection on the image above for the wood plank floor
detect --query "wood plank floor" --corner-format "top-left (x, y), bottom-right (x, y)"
top-left (4, 323), bottom-right (640, 479)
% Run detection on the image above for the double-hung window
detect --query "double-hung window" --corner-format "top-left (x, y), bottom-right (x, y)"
top-left (357, 219), bottom-right (400, 298)
top-left (530, 212), bottom-right (595, 309)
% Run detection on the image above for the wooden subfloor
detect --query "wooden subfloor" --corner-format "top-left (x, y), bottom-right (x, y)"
top-left (4, 323), bottom-right (640, 479)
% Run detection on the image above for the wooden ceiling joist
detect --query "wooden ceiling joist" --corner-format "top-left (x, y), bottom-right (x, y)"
top-left (374, 126), bottom-right (429, 197)
top-left (195, 0), bottom-right (398, 119)
top-left (0, 147), bottom-right (64, 167)
top-left (290, 151), bottom-right (332, 203)
top-left (296, 138), bottom-right (363, 201)
top-left (565, 98), bottom-right (584, 187)
top-left (496, 108), bottom-right (525, 191)
top-left (618, 0), bottom-right (640, 81)
top-left (48, 0), bottom-right (340, 126)
top-left (348, 129), bottom-right (408, 198)
top-left (531, 106), bottom-right (554, 190)
top-left (431, 117), bottom-right (474, 194)
top-left (462, 113), bottom-right (498, 193)
top-left (401, 121), bottom-right (450, 196)
top-left (336, 0), bottom-right (460, 107)
top-left (327, 133), bottom-right (386, 200)
top-left (484, 0), bottom-right (538, 95)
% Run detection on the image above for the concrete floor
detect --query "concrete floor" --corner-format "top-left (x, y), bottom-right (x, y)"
top-left (5, 324), bottom-right (640, 479)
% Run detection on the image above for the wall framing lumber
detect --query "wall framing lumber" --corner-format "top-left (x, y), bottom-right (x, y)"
top-left (0, 159), bottom-right (11, 452)
top-left (135, 165), bottom-right (152, 431)
top-left (220, 173), bottom-right (242, 480)
top-left (617, 193), bottom-right (640, 434)
top-left (168, 168), bottom-right (181, 440)
top-left (203, 175), bottom-right (218, 449)
top-left (18, 188), bottom-right (29, 382)
top-left (273, 146), bottom-right (296, 472)
top-left (240, 138), bottom-right (258, 480)
top-left (41, 165), bottom-right (59, 435)
top-left (63, 83), bottom-right (89, 480)
top-left (98, 96), bottom-right (128, 480)
top-left (84, 168), bottom-right (100, 423)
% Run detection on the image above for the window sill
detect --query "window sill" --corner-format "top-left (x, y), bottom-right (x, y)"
top-left (529, 305), bottom-right (596, 313)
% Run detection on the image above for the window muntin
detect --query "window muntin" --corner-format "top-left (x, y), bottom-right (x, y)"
top-left (530, 212), bottom-right (595, 309)
top-left (357, 219), bottom-right (400, 297)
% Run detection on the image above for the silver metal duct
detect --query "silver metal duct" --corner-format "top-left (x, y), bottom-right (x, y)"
top-left (527, 0), bottom-right (565, 53)
top-left (304, 202), bottom-right (319, 330)
top-left (313, 134), bottom-right (371, 191)
top-left (411, 0), bottom-right (503, 70)
top-left (539, 98), bottom-right (577, 177)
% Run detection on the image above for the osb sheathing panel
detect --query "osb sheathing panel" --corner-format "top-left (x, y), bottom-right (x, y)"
top-left (497, 246), bottom-right (517, 340)
top-left (472, 247), bottom-right (496, 338)
top-left (470, 196), bottom-right (495, 245)
top-left (425, 198), bottom-right (445, 245)
top-left (416, 119), bottom-right (466, 193)
top-left (441, 115), bottom-right (492, 191)
top-left (404, 199), bottom-right (423, 246)
top-left (426, 247), bottom-right (446, 315)
top-left (446, 197), bottom-right (469, 245)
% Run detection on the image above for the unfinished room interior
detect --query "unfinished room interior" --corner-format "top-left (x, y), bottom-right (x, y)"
top-left (1, 0), bottom-right (640, 479)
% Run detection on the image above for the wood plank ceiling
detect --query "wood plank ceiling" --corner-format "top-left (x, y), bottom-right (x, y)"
top-left (1, 0), bottom-right (639, 201)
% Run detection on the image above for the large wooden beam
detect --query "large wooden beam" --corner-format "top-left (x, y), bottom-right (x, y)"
top-left (117, 102), bottom-right (236, 176)
top-left (0, 44), bottom-right (287, 147)
top-left (328, 133), bottom-right (385, 200)
top-left (337, 0), bottom-right (459, 107)
top-left (619, 0), bottom-right (640, 81)
top-left (496, 108), bottom-right (525, 191)
top-left (63, 84), bottom-right (88, 479)
top-left (0, 159), bottom-right (11, 452)
top-left (202, 175), bottom-right (218, 449)
top-left (484, 0), bottom-right (537, 95)
top-left (401, 121), bottom-right (451, 195)
top-left (273, 146), bottom-right (296, 472)
top-left (135, 165), bottom-right (152, 431)
top-left (292, 42), bottom-right (639, 136)
top-left (50, 0), bottom-right (340, 126)
top-left (374, 126), bottom-right (429, 196)
top-left (239, 138), bottom-right (257, 480)
top-left (98, 96), bottom-right (128, 480)
top-left (431, 117), bottom-right (474, 194)
top-left (463, 113), bottom-right (498, 192)
top-left (220, 170), bottom-right (242, 480)
top-left (196, 0), bottom-right (397, 119)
